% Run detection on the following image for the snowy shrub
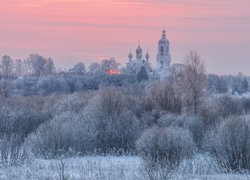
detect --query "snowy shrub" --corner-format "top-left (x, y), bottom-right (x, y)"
top-left (96, 110), bottom-right (140, 154)
top-left (27, 111), bottom-right (96, 159)
top-left (0, 97), bottom-right (52, 139)
top-left (35, 75), bottom-right (70, 95)
top-left (205, 116), bottom-right (250, 172)
top-left (177, 153), bottom-right (223, 175)
top-left (148, 80), bottom-right (182, 114)
top-left (0, 135), bottom-right (28, 166)
top-left (136, 126), bottom-right (195, 169)
top-left (79, 76), bottom-right (100, 91)
top-left (53, 92), bottom-right (95, 115)
top-left (88, 86), bottom-right (141, 153)
top-left (215, 95), bottom-right (243, 118)
top-left (14, 76), bottom-right (39, 95)
top-left (199, 97), bottom-right (222, 128)
top-left (158, 114), bottom-right (204, 148)
top-left (0, 79), bottom-right (13, 97)
top-left (241, 97), bottom-right (250, 114)
top-left (177, 115), bottom-right (204, 148)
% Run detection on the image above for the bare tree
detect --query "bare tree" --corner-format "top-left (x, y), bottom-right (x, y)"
top-left (182, 51), bottom-right (207, 114)
top-left (149, 79), bottom-right (182, 114)
top-left (27, 54), bottom-right (47, 76)
top-left (70, 62), bottom-right (86, 74)
top-left (23, 59), bottom-right (33, 75)
top-left (14, 59), bottom-right (23, 77)
top-left (45, 58), bottom-right (55, 74)
top-left (88, 62), bottom-right (101, 75)
top-left (1, 55), bottom-right (13, 78)
top-left (101, 58), bottom-right (120, 74)
top-left (0, 79), bottom-right (12, 97)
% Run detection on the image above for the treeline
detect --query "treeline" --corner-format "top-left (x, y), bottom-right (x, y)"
top-left (0, 54), bottom-right (120, 78)
top-left (208, 73), bottom-right (249, 95)
top-left (0, 53), bottom-right (249, 97)
top-left (1, 51), bottom-right (250, 173)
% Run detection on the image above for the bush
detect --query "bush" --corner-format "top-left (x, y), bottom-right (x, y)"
top-left (89, 87), bottom-right (141, 153)
top-left (148, 80), bottom-right (182, 114)
top-left (158, 114), bottom-right (204, 149)
top-left (241, 97), bottom-right (250, 114)
top-left (215, 95), bottom-right (242, 118)
top-left (199, 97), bottom-right (222, 128)
top-left (35, 75), bottom-right (70, 95)
top-left (27, 111), bottom-right (96, 159)
top-left (0, 135), bottom-right (28, 166)
top-left (205, 116), bottom-right (250, 172)
top-left (136, 126), bottom-right (195, 169)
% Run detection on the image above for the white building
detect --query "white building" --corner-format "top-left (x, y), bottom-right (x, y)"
top-left (126, 29), bottom-right (172, 78)
top-left (126, 43), bottom-right (152, 75)
top-left (156, 29), bottom-right (172, 78)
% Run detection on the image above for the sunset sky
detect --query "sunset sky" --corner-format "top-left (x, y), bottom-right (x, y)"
top-left (0, 0), bottom-right (250, 74)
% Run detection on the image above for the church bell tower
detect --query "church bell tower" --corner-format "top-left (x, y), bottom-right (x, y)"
top-left (156, 29), bottom-right (171, 78)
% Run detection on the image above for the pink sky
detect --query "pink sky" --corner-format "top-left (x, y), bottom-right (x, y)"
top-left (0, 0), bottom-right (250, 74)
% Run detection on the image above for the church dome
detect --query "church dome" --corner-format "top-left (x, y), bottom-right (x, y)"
top-left (159, 30), bottom-right (169, 44)
top-left (136, 45), bottom-right (142, 54)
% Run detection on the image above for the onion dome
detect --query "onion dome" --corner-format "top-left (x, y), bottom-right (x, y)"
top-left (136, 45), bottom-right (142, 54)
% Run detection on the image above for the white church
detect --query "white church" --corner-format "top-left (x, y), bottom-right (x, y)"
top-left (126, 29), bottom-right (172, 79)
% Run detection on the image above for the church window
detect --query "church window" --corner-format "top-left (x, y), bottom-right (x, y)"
top-left (161, 46), bottom-right (164, 55)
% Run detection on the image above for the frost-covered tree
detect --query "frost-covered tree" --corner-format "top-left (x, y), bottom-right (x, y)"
top-left (158, 115), bottom-right (204, 148)
top-left (23, 59), bottom-right (33, 75)
top-left (70, 62), bottom-right (86, 74)
top-left (207, 74), bottom-right (228, 93)
top-left (45, 58), bottom-right (55, 74)
top-left (0, 79), bottom-right (12, 97)
top-left (27, 54), bottom-right (47, 76)
top-left (149, 80), bottom-right (182, 114)
top-left (14, 59), bottom-right (24, 77)
top-left (136, 126), bottom-right (195, 168)
top-left (242, 97), bottom-right (250, 114)
top-left (101, 58), bottom-right (120, 74)
top-left (88, 62), bottom-right (101, 75)
top-left (137, 66), bottom-right (149, 82)
top-left (1, 55), bottom-right (13, 78)
top-left (27, 111), bottom-right (96, 158)
top-left (205, 117), bottom-right (250, 172)
top-left (182, 51), bottom-right (207, 114)
top-left (88, 87), bottom-right (140, 153)
top-left (215, 95), bottom-right (242, 119)
top-left (239, 78), bottom-right (249, 95)
top-left (35, 76), bottom-right (70, 95)
top-left (25, 54), bottom-right (55, 76)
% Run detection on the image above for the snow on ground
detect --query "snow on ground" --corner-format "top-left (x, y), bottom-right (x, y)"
top-left (0, 156), bottom-right (249, 180)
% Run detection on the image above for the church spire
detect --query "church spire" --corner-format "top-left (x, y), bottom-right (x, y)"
top-left (157, 28), bottom-right (171, 78)
top-left (128, 50), bottom-right (133, 62)
top-left (162, 27), bottom-right (166, 39)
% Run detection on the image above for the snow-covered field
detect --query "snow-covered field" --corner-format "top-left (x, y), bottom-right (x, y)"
top-left (0, 156), bottom-right (249, 180)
